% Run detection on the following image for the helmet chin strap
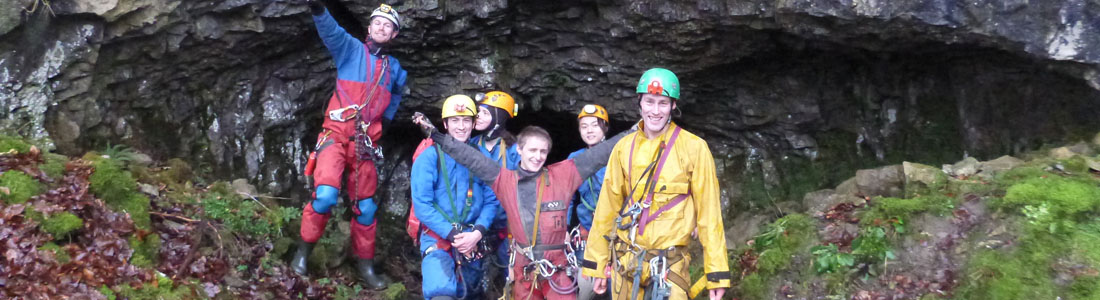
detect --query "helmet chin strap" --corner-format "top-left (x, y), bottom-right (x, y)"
top-left (486, 124), bottom-right (501, 140)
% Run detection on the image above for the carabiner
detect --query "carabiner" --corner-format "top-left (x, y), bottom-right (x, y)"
top-left (327, 104), bottom-right (361, 122)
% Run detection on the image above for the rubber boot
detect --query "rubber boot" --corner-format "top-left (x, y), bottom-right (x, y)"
top-left (356, 258), bottom-right (388, 290)
top-left (291, 240), bottom-right (314, 276)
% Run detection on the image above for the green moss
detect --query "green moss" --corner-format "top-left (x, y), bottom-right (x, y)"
top-left (957, 234), bottom-right (1058, 299)
top-left (201, 189), bottom-right (298, 239)
top-left (99, 285), bottom-right (117, 300)
top-left (0, 134), bottom-right (32, 153)
top-left (1060, 156), bottom-right (1092, 174)
top-left (1070, 223), bottom-right (1100, 265)
top-left (1003, 177), bottom-right (1100, 215)
top-left (122, 193), bottom-right (152, 231)
top-left (737, 214), bottom-right (816, 299)
top-left (945, 177), bottom-right (997, 197)
top-left (89, 158), bottom-right (138, 205)
top-left (41, 212), bottom-right (83, 238)
top-left (1, 170), bottom-right (42, 204)
top-left (41, 153), bottom-right (68, 180)
top-left (860, 194), bottom-right (953, 227)
top-left (163, 158), bottom-right (193, 183)
top-left (88, 158), bottom-right (153, 231)
top-left (995, 165), bottom-right (1054, 186)
top-left (739, 273), bottom-right (769, 299)
top-left (1070, 276), bottom-right (1100, 300)
top-left (113, 273), bottom-right (193, 300)
top-left (999, 176), bottom-right (1100, 233)
top-left (129, 234), bottom-right (161, 268)
top-left (40, 242), bottom-right (70, 264)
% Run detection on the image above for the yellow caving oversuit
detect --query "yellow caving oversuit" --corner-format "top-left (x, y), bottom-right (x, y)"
top-left (581, 121), bottom-right (730, 299)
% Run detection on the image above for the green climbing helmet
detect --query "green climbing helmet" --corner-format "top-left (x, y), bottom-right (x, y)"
top-left (635, 68), bottom-right (680, 100)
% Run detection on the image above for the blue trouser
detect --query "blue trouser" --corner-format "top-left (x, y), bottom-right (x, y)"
top-left (421, 232), bottom-right (484, 299)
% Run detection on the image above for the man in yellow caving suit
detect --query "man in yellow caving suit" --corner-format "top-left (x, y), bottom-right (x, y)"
top-left (581, 68), bottom-right (730, 300)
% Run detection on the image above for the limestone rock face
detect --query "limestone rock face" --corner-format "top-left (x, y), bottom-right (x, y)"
top-left (2, 0), bottom-right (1100, 209)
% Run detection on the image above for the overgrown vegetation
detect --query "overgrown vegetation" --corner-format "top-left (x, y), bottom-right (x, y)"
top-left (0, 135), bottom-right (385, 299)
top-left (88, 155), bottom-right (152, 230)
top-left (860, 194), bottom-right (954, 230)
top-left (1, 170), bottom-right (41, 204)
top-left (736, 213), bottom-right (817, 299)
top-left (956, 153), bottom-right (1100, 298)
top-left (200, 182), bottom-right (299, 239)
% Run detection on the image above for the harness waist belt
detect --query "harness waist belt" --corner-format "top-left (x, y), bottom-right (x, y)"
top-left (516, 243), bottom-right (567, 251)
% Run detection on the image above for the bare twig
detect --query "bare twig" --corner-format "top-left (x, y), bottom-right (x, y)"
top-left (150, 211), bottom-right (199, 223)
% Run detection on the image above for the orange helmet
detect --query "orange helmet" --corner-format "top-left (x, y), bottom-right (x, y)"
top-left (481, 91), bottom-right (517, 117)
top-left (577, 104), bottom-right (609, 123)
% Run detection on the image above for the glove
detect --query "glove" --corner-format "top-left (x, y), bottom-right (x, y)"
top-left (412, 112), bottom-right (437, 137)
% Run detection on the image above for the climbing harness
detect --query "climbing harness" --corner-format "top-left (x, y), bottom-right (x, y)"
top-left (332, 55), bottom-right (389, 163)
top-left (497, 171), bottom-right (582, 299)
top-left (304, 131), bottom-right (333, 177)
top-left (605, 126), bottom-right (691, 300)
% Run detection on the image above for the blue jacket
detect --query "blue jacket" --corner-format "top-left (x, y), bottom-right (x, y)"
top-left (314, 9), bottom-right (407, 122)
top-left (569, 148), bottom-right (606, 230)
top-left (412, 145), bottom-right (499, 244)
top-left (469, 135), bottom-right (521, 170)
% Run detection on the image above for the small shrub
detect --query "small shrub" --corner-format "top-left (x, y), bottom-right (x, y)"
top-left (1, 171), bottom-right (42, 204)
top-left (201, 190), bottom-right (299, 239)
top-left (850, 227), bottom-right (895, 264)
top-left (737, 214), bottom-right (817, 299)
top-left (100, 144), bottom-right (137, 164)
top-left (811, 243), bottom-right (854, 274)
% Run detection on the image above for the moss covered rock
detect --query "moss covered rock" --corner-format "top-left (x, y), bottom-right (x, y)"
top-left (0, 134), bottom-right (32, 153)
top-left (1, 170), bottom-right (42, 204)
top-left (88, 157), bottom-right (153, 230)
top-left (41, 212), bottom-right (84, 238)
top-left (40, 153), bottom-right (68, 180)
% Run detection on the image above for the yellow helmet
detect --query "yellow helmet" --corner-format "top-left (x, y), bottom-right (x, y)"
top-left (577, 104), bottom-right (609, 123)
top-left (482, 91), bottom-right (518, 117)
top-left (441, 94), bottom-right (477, 119)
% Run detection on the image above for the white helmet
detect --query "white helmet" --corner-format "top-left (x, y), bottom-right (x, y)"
top-left (369, 4), bottom-right (401, 30)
